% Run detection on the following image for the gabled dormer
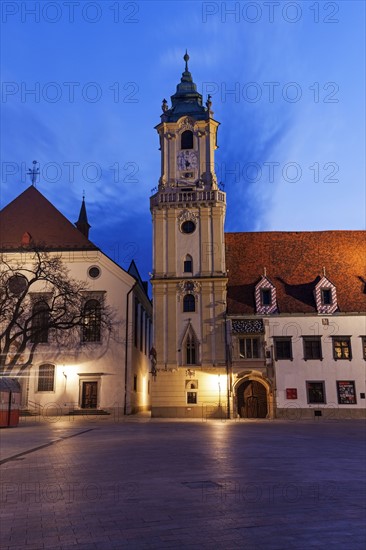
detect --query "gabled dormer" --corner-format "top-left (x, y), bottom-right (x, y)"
top-left (255, 274), bottom-right (278, 314)
top-left (315, 274), bottom-right (338, 314)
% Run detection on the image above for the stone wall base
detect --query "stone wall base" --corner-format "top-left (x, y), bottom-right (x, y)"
top-left (276, 407), bottom-right (366, 420)
top-left (152, 405), bottom-right (227, 419)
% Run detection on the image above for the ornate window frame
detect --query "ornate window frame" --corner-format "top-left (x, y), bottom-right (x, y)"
top-left (314, 276), bottom-right (338, 314)
top-left (255, 276), bottom-right (278, 314)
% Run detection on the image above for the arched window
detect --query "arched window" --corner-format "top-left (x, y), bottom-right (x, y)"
top-left (184, 255), bottom-right (193, 273)
top-left (181, 130), bottom-right (193, 150)
top-left (183, 294), bottom-right (195, 313)
top-left (186, 335), bottom-right (196, 365)
top-left (82, 299), bottom-right (101, 342)
top-left (37, 363), bottom-right (55, 392)
top-left (31, 301), bottom-right (49, 343)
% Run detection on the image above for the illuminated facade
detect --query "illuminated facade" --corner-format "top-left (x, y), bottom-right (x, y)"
top-left (0, 186), bottom-right (152, 416)
top-left (150, 53), bottom-right (228, 417)
top-left (150, 55), bottom-right (366, 419)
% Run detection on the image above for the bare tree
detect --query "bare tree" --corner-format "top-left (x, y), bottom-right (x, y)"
top-left (0, 248), bottom-right (114, 376)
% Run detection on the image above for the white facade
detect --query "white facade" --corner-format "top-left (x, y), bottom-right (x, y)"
top-left (230, 314), bottom-right (366, 419)
top-left (0, 186), bottom-right (152, 417)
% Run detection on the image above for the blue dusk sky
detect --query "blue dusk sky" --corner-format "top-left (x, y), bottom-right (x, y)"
top-left (1, 0), bottom-right (365, 282)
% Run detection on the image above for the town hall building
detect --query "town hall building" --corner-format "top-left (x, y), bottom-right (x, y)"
top-left (149, 53), bottom-right (366, 419)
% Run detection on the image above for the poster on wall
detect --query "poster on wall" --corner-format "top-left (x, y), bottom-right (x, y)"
top-left (286, 388), bottom-right (297, 399)
top-left (337, 381), bottom-right (356, 405)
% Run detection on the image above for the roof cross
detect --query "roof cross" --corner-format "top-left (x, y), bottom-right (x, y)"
top-left (27, 160), bottom-right (39, 186)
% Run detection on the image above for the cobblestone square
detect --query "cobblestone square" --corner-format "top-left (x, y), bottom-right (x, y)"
top-left (1, 417), bottom-right (365, 549)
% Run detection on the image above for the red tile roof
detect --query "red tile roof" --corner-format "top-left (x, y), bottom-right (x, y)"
top-left (0, 186), bottom-right (98, 251)
top-left (225, 231), bottom-right (366, 314)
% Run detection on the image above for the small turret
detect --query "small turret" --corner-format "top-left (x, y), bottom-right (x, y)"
top-left (75, 194), bottom-right (91, 239)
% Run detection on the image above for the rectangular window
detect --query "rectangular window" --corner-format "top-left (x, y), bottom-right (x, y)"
top-left (362, 337), bottom-right (366, 360)
top-left (333, 337), bottom-right (352, 360)
top-left (148, 319), bottom-right (152, 353)
top-left (186, 336), bottom-right (196, 365)
top-left (144, 316), bottom-right (148, 355)
top-left (239, 337), bottom-right (260, 359)
top-left (184, 259), bottom-right (192, 272)
top-left (337, 381), bottom-right (356, 405)
top-left (134, 298), bottom-right (139, 348)
top-left (140, 309), bottom-right (144, 352)
top-left (261, 289), bottom-right (271, 306)
top-left (303, 336), bottom-right (322, 360)
top-left (187, 392), bottom-right (197, 404)
top-left (37, 364), bottom-right (55, 392)
top-left (133, 375), bottom-right (137, 392)
top-left (306, 381), bottom-right (326, 404)
top-left (274, 337), bottom-right (292, 360)
top-left (321, 289), bottom-right (332, 305)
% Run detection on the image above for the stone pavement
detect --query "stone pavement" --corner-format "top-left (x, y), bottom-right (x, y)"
top-left (1, 415), bottom-right (365, 549)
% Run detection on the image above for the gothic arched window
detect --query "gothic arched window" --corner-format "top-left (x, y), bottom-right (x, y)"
top-left (31, 300), bottom-right (49, 343)
top-left (82, 299), bottom-right (101, 342)
top-left (183, 294), bottom-right (195, 313)
top-left (184, 255), bottom-right (193, 273)
top-left (181, 130), bottom-right (193, 150)
top-left (186, 335), bottom-right (196, 365)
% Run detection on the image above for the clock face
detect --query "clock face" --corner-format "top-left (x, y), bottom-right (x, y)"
top-left (177, 150), bottom-right (198, 171)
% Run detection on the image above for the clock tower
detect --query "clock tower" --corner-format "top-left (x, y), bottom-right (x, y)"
top-left (150, 53), bottom-right (228, 418)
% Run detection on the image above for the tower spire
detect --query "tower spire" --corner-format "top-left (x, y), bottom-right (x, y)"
top-left (75, 193), bottom-right (91, 239)
top-left (184, 50), bottom-right (189, 72)
top-left (161, 51), bottom-right (208, 122)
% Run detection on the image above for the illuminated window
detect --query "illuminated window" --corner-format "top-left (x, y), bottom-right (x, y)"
top-left (239, 337), bottom-right (260, 359)
top-left (183, 294), bottom-right (195, 313)
top-left (184, 255), bottom-right (193, 273)
top-left (37, 364), bottom-right (55, 392)
top-left (31, 301), bottom-right (49, 343)
top-left (303, 336), bottom-right (322, 360)
top-left (82, 299), bottom-right (101, 342)
top-left (186, 335), bottom-right (196, 365)
top-left (274, 337), bottom-right (293, 360)
top-left (332, 337), bottom-right (352, 360)
top-left (181, 130), bottom-right (193, 149)
top-left (306, 381), bottom-right (326, 404)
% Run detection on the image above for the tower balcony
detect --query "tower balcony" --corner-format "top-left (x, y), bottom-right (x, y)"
top-left (150, 189), bottom-right (226, 208)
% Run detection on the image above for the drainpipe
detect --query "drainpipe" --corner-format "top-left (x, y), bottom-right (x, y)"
top-left (224, 315), bottom-right (232, 419)
top-left (124, 282), bottom-right (138, 416)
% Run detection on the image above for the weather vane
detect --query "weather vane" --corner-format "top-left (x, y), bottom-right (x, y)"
top-left (27, 160), bottom-right (40, 187)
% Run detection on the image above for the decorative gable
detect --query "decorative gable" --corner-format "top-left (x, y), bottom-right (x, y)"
top-left (255, 275), bottom-right (278, 314)
top-left (314, 275), bottom-right (338, 314)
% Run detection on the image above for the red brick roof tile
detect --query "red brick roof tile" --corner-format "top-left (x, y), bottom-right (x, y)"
top-left (0, 186), bottom-right (98, 251)
top-left (225, 231), bottom-right (366, 314)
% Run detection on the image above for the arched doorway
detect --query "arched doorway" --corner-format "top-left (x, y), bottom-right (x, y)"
top-left (237, 379), bottom-right (268, 418)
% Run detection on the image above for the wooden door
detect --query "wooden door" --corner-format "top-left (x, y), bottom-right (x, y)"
top-left (81, 382), bottom-right (98, 409)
